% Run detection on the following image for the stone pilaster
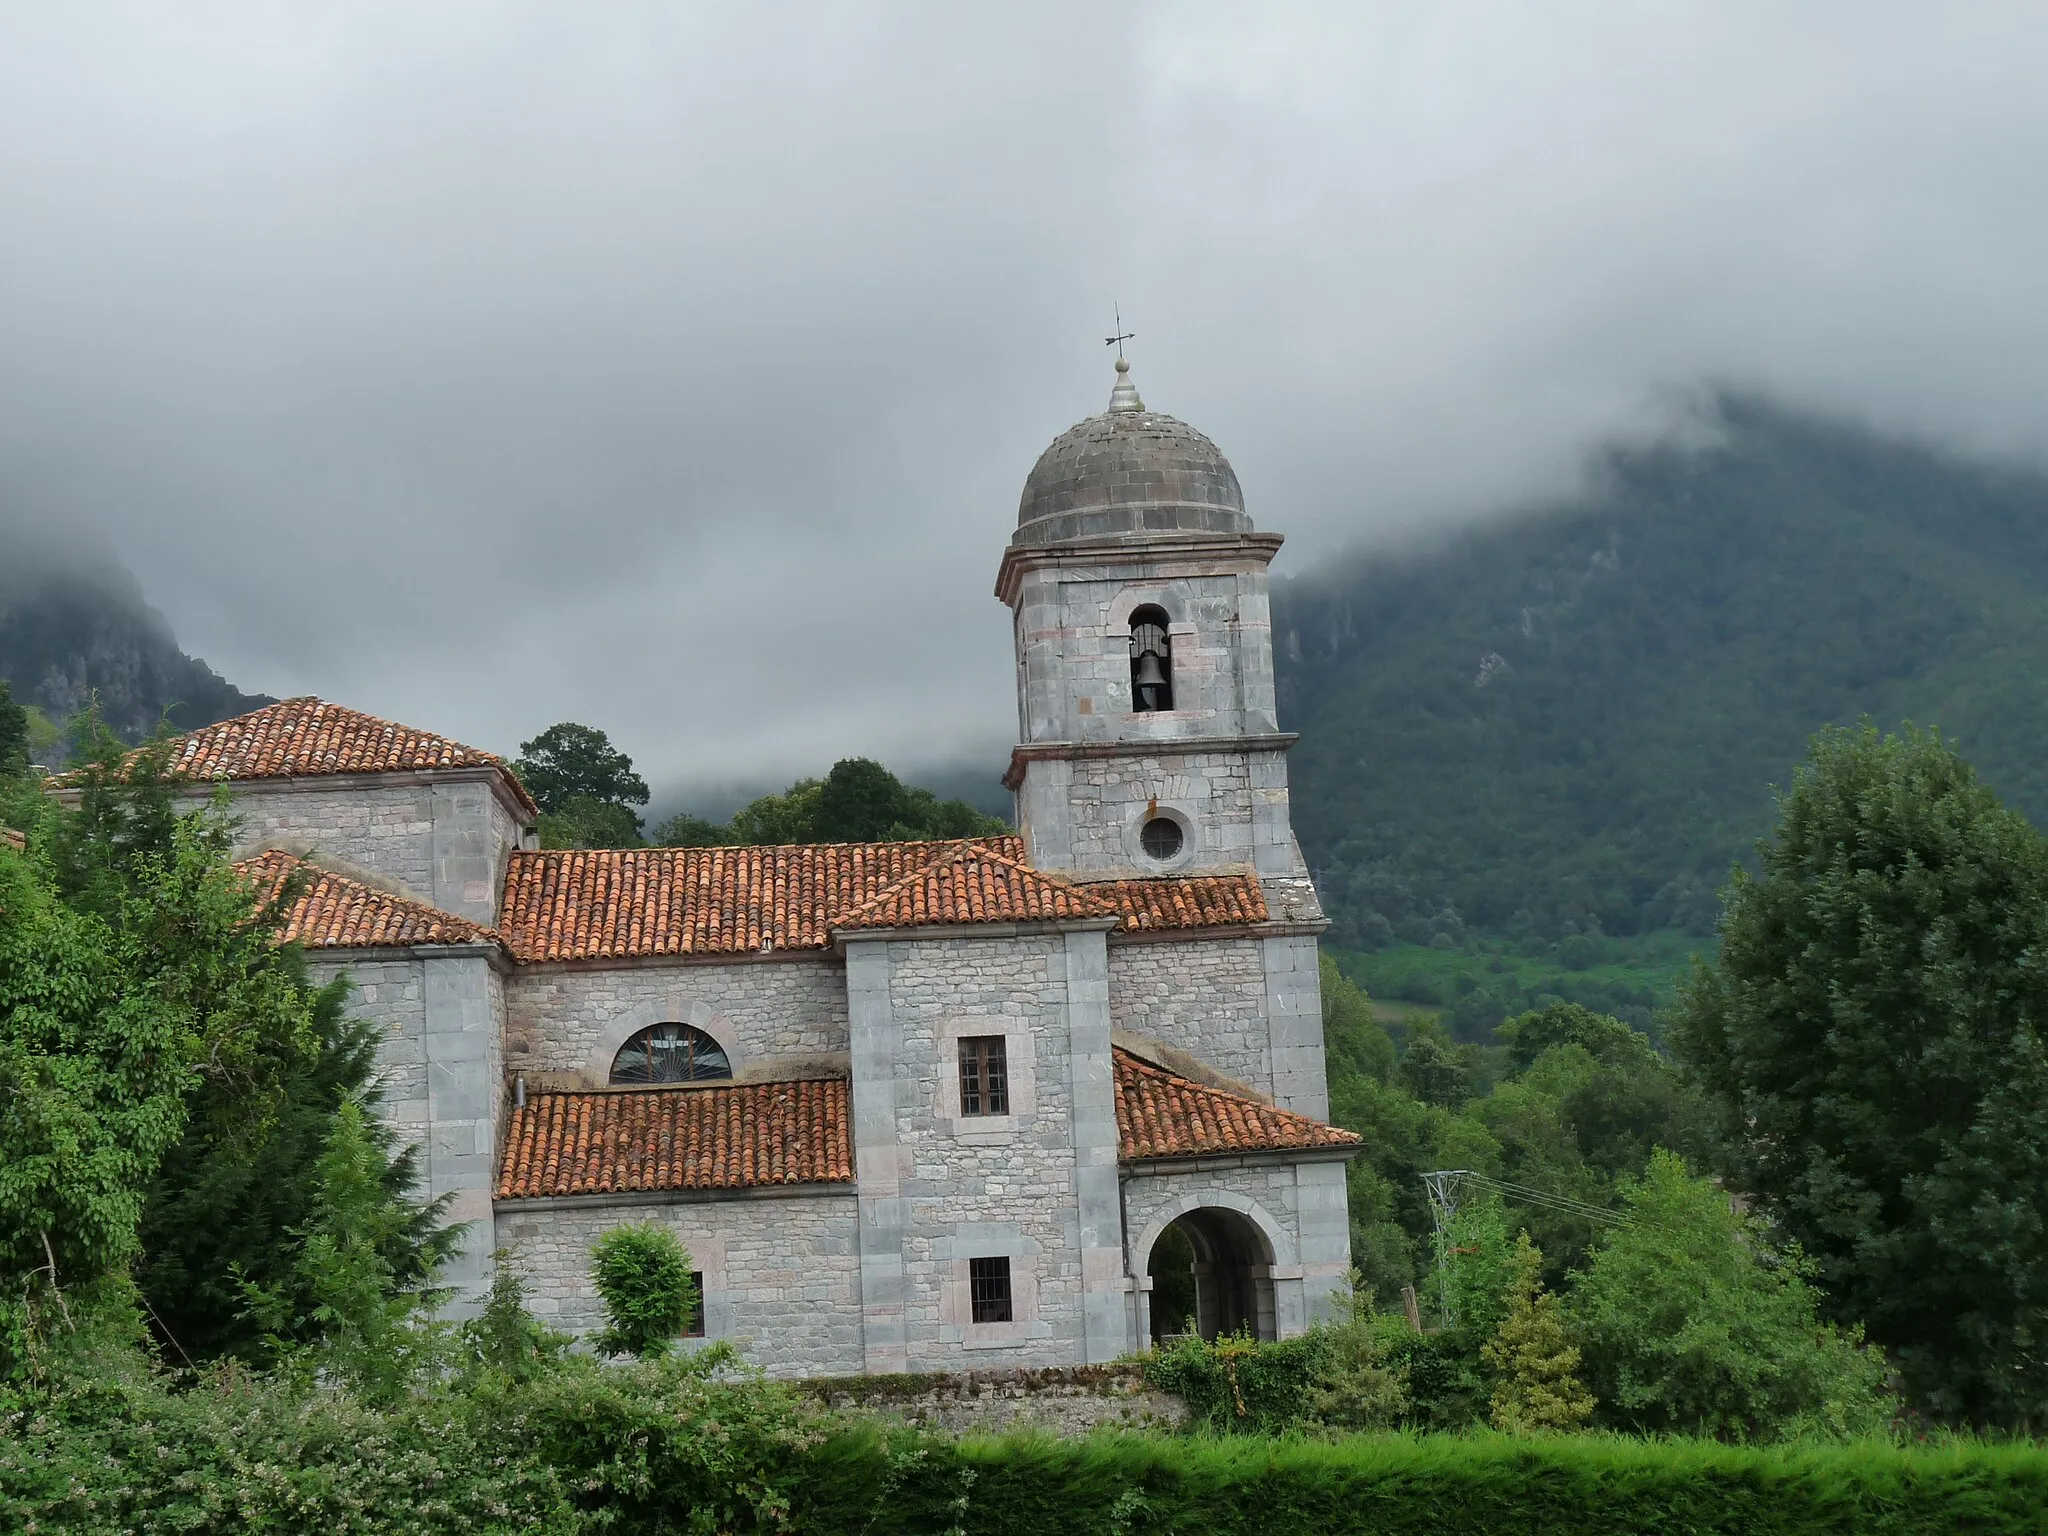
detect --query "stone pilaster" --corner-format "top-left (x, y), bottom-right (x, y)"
top-left (846, 939), bottom-right (907, 1373)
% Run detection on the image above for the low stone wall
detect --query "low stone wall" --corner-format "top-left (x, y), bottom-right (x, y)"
top-left (801, 1364), bottom-right (1186, 1436)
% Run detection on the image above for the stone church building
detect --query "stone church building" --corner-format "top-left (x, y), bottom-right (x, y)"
top-left (143, 357), bottom-right (1358, 1376)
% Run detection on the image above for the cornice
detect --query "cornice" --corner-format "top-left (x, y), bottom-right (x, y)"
top-left (1003, 732), bottom-right (1298, 790)
top-left (993, 530), bottom-right (1285, 606)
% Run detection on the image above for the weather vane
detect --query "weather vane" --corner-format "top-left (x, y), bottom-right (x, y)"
top-left (1104, 304), bottom-right (1135, 359)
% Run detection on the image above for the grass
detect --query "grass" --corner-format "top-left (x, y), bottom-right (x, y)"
top-left (1333, 929), bottom-right (1717, 1041)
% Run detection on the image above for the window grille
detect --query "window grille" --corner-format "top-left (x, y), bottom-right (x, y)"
top-left (609, 1023), bottom-right (733, 1085)
top-left (1140, 816), bottom-right (1184, 861)
top-left (958, 1035), bottom-right (1009, 1116)
top-left (685, 1272), bottom-right (706, 1337)
top-left (969, 1256), bottom-right (1013, 1324)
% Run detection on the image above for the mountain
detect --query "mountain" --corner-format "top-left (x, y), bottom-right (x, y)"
top-left (0, 547), bottom-right (272, 755)
top-left (1273, 395), bottom-right (2048, 952)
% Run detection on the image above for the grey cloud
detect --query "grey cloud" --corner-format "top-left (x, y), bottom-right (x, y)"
top-left (3, 3), bottom-right (2046, 795)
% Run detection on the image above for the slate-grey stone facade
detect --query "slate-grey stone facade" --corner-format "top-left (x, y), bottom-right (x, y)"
top-left (165, 358), bottom-right (1357, 1377)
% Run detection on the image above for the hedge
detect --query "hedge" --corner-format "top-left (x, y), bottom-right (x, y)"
top-left (6, 1364), bottom-right (2045, 1534)
top-left (800, 1429), bottom-right (2048, 1535)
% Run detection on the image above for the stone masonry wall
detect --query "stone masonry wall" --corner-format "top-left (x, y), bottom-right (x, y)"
top-left (495, 1193), bottom-right (864, 1378)
top-left (504, 955), bottom-right (847, 1084)
top-left (228, 784), bottom-right (438, 900)
top-left (1016, 745), bottom-right (1306, 881)
top-left (1109, 937), bottom-right (1273, 1098)
top-left (310, 955), bottom-right (430, 1153)
top-left (878, 934), bottom-right (1091, 1371)
top-left (1012, 565), bottom-right (1276, 747)
top-left (212, 776), bottom-right (524, 927)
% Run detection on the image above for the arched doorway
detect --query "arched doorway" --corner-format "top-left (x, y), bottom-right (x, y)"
top-left (1145, 1206), bottom-right (1277, 1344)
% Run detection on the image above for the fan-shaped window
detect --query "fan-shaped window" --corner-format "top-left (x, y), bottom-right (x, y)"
top-left (610, 1024), bottom-right (732, 1085)
top-left (1129, 605), bottom-right (1173, 712)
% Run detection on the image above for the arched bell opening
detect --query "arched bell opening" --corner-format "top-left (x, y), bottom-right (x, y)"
top-left (1145, 1205), bottom-right (1278, 1344)
top-left (1128, 604), bottom-right (1173, 712)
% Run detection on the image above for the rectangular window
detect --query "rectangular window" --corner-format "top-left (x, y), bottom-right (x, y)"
top-left (968, 1256), bottom-right (1013, 1324)
top-left (685, 1272), bottom-right (706, 1338)
top-left (958, 1035), bottom-right (1009, 1117)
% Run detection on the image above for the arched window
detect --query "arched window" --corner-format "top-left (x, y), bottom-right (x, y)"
top-left (610, 1024), bottom-right (733, 1085)
top-left (1128, 605), bottom-right (1173, 712)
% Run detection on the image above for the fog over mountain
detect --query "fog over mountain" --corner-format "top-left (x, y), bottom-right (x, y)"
top-left (5, 5), bottom-right (2048, 789)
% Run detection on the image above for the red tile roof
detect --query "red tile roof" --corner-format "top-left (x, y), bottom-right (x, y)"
top-left (234, 850), bottom-right (502, 951)
top-left (498, 837), bottom-right (1025, 961)
top-left (499, 841), bottom-right (1271, 960)
top-left (494, 1051), bottom-right (1354, 1201)
top-left (829, 842), bottom-right (1117, 931)
top-left (100, 698), bottom-right (537, 818)
top-left (1082, 873), bottom-right (1268, 932)
top-left (496, 1076), bottom-right (853, 1199)
top-left (1113, 1047), bottom-right (1361, 1162)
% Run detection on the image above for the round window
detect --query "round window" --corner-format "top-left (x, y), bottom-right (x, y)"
top-left (1139, 816), bottom-right (1184, 862)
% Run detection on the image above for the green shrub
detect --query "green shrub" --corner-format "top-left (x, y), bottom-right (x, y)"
top-left (6, 1352), bottom-right (2046, 1535)
top-left (1567, 1151), bottom-right (1896, 1441)
top-left (1371, 1320), bottom-right (1490, 1429)
top-left (590, 1222), bottom-right (698, 1360)
top-left (798, 1430), bottom-right (2048, 1536)
top-left (1303, 1287), bottom-right (1410, 1430)
top-left (1141, 1329), bottom-right (1333, 1434)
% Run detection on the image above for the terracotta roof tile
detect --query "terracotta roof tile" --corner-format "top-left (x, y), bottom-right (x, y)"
top-left (495, 1053), bottom-right (1354, 1200)
top-left (235, 850), bottom-right (502, 951)
top-left (495, 1077), bottom-right (852, 1198)
top-left (498, 837), bottom-right (1027, 961)
top-left (82, 697), bottom-right (538, 818)
top-left (498, 841), bottom-right (1276, 961)
top-left (1086, 873), bottom-right (1268, 932)
top-left (828, 842), bottom-right (1117, 932)
top-left (1113, 1047), bottom-right (1361, 1162)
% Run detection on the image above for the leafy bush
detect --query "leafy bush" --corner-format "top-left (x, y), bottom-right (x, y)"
top-left (1142, 1329), bottom-right (1333, 1434)
top-left (1567, 1151), bottom-right (1895, 1441)
top-left (4, 1343), bottom-right (2045, 1535)
top-left (590, 1222), bottom-right (698, 1359)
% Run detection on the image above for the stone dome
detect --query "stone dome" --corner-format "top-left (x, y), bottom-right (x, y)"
top-left (1013, 359), bottom-right (1250, 547)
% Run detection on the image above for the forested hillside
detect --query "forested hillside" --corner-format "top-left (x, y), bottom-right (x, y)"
top-left (1274, 395), bottom-right (2048, 950)
top-left (0, 548), bottom-right (271, 753)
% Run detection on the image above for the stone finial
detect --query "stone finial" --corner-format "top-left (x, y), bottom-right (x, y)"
top-left (1106, 355), bottom-right (1145, 414)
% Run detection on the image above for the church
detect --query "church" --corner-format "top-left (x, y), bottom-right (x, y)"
top-left (141, 356), bottom-right (1358, 1377)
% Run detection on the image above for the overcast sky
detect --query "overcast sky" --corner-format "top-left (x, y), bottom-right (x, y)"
top-left (5, 3), bottom-right (2048, 799)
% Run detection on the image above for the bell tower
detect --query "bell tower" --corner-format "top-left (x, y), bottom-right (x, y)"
top-left (995, 358), bottom-right (1320, 919)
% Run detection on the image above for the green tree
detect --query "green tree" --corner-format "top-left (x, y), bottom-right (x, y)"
top-left (1674, 724), bottom-right (2048, 1428)
top-left (0, 837), bottom-right (192, 1380)
top-left (515, 723), bottom-right (648, 846)
top-left (242, 1097), bottom-right (449, 1399)
top-left (536, 794), bottom-right (646, 850)
top-left (13, 717), bottom-right (455, 1370)
top-left (1484, 1233), bottom-right (1593, 1433)
top-left (591, 1223), bottom-right (699, 1359)
top-left (1566, 1151), bottom-right (1893, 1441)
top-left (0, 681), bottom-right (27, 780)
top-left (137, 971), bottom-right (457, 1362)
top-left (651, 760), bottom-right (1005, 847)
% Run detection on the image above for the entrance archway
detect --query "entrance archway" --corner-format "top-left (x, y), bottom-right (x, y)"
top-left (1145, 1205), bottom-right (1277, 1344)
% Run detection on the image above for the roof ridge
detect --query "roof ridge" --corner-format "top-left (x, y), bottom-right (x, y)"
top-left (506, 834), bottom-right (1027, 860)
top-left (61, 696), bottom-right (537, 818)
top-left (825, 837), bottom-right (1113, 929)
